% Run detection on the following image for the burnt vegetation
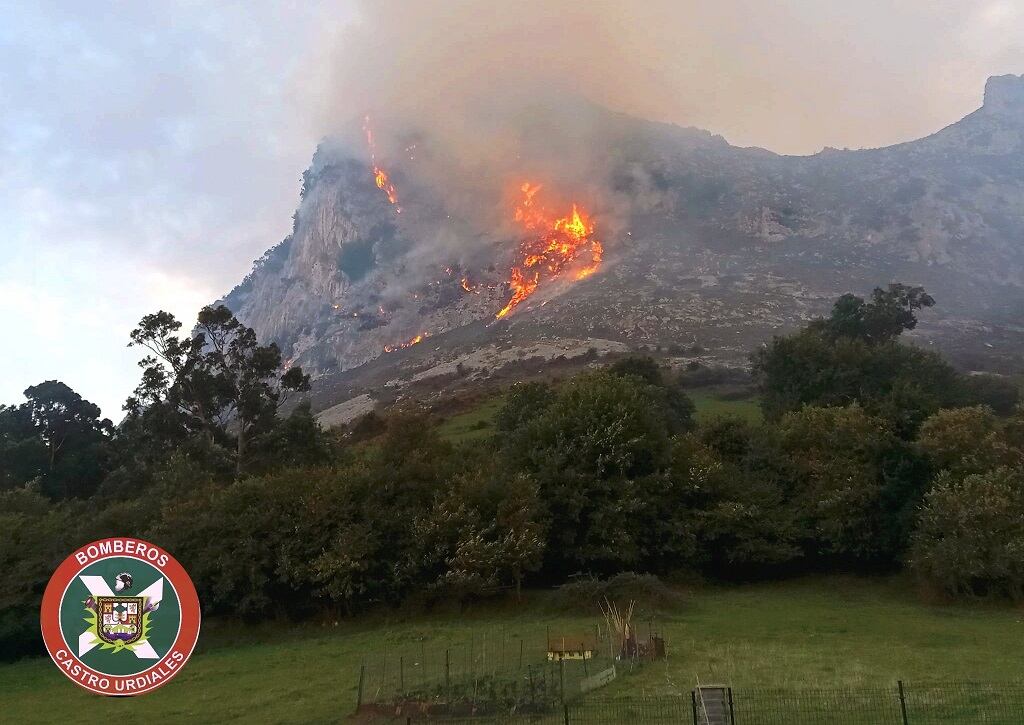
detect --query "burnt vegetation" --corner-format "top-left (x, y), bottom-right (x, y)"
top-left (2, 285), bottom-right (1022, 661)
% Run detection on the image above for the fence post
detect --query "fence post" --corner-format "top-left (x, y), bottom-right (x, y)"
top-left (355, 663), bottom-right (365, 713)
top-left (445, 648), bottom-right (451, 700)
top-left (400, 656), bottom-right (405, 694)
top-left (559, 658), bottom-right (566, 704)
top-left (728, 686), bottom-right (735, 724)
top-left (563, 701), bottom-right (570, 725)
top-left (898, 680), bottom-right (910, 725)
top-left (691, 690), bottom-right (699, 725)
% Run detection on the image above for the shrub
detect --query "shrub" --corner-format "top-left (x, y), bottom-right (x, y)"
top-left (909, 467), bottom-right (1024, 600)
top-left (915, 406), bottom-right (1002, 477)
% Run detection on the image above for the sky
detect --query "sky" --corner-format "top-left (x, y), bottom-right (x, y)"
top-left (1, 1), bottom-right (1021, 419)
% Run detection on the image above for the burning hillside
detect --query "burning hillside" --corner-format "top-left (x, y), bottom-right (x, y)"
top-left (363, 116), bottom-right (400, 210)
top-left (497, 183), bottom-right (603, 319)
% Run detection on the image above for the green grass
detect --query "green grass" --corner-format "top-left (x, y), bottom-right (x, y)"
top-left (2, 577), bottom-right (1021, 723)
top-left (687, 388), bottom-right (763, 424)
top-left (436, 397), bottom-right (504, 443)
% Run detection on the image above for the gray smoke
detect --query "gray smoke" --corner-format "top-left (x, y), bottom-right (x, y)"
top-left (314, 0), bottom-right (1022, 156)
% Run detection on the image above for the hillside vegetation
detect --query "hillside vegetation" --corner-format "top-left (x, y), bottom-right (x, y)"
top-left (2, 283), bottom-right (1023, 665)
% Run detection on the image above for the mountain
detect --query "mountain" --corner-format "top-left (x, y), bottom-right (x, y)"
top-left (219, 75), bottom-right (1024, 422)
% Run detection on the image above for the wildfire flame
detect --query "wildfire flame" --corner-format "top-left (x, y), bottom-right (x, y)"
top-left (363, 116), bottom-right (400, 210)
top-left (496, 183), bottom-right (603, 319)
top-left (461, 277), bottom-right (478, 293)
top-left (384, 332), bottom-right (428, 353)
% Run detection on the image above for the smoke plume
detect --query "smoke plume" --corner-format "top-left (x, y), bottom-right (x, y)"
top-left (317, 0), bottom-right (1022, 157)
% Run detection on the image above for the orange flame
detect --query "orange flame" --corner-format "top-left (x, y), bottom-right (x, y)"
top-left (496, 183), bottom-right (603, 319)
top-left (363, 116), bottom-right (400, 210)
top-left (384, 332), bottom-right (427, 353)
top-left (460, 277), bottom-right (478, 293)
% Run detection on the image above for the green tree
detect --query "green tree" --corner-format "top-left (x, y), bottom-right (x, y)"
top-left (127, 305), bottom-right (310, 477)
top-left (753, 285), bottom-right (964, 437)
top-left (609, 355), bottom-right (663, 385)
top-left (245, 402), bottom-right (333, 475)
top-left (608, 355), bottom-right (695, 433)
top-left (822, 283), bottom-right (934, 344)
top-left (910, 467), bottom-right (1024, 599)
top-left (495, 381), bottom-right (553, 433)
top-left (0, 485), bottom-right (81, 658)
top-left (411, 469), bottom-right (545, 603)
top-left (779, 405), bottom-right (911, 564)
top-left (959, 374), bottom-right (1021, 416)
top-left (0, 403), bottom-right (47, 490)
top-left (0, 382), bottom-right (112, 498)
top-left (916, 406), bottom-right (1003, 478)
top-left (694, 420), bottom-right (803, 574)
top-left (500, 372), bottom-right (672, 573)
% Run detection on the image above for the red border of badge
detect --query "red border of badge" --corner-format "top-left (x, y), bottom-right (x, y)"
top-left (40, 537), bottom-right (201, 696)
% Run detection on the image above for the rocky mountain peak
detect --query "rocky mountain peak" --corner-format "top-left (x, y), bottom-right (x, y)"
top-left (219, 76), bottom-right (1024, 414)
top-left (983, 74), bottom-right (1024, 117)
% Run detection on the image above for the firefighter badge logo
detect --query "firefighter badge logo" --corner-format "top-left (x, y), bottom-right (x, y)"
top-left (40, 537), bottom-right (200, 695)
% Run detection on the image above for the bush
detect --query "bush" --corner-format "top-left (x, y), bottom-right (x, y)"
top-left (0, 486), bottom-right (85, 660)
top-left (909, 467), bottom-right (1024, 600)
top-left (960, 374), bottom-right (1021, 416)
top-left (779, 405), bottom-right (906, 564)
top-left (916, 406), bottom-right (1002, 477)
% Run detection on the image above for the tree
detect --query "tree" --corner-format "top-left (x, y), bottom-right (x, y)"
top-left (127, 305), bottom-right (310, 477)
top-left (0, 382), bottom-right (112, 498)
top-left (821, 283), bottom-right (934, 344)
top-left (753, 285), bottom-right (966, 437)
top-left (0, 403), bottom-right (47, 490)
top-left (495, 381), bottom-right (553, 433)
top-left (245, 402), bottom-right (333, 475)
top-left (959, 374), bottom-right (1021, 416)
top-left (500, 372), bottom-right (673, 573)
top-left (909, 467), bottom-right (1024, 599)
top-left (0, 485), bottom-right (82, 658)
top-left (694, 421), bottom-right (803, 574)
top-left (608, 355), bottom-right (695, 433)
top-left (779, 405), bottom-right (910, 564)
top-left (916, 406), bottom-right (1002, 478)
top-left (609, 356), bottom-right (663, 386)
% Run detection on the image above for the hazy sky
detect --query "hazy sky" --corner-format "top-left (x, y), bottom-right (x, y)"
top-left (1, 1), bottom-right (1021, 418)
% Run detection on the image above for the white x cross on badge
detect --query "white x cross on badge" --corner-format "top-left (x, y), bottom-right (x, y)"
top-left (78, 575), bottom-right (164, 659)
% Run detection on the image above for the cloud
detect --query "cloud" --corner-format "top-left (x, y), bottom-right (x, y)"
top-left (0, 1), bottom-right (352, 417)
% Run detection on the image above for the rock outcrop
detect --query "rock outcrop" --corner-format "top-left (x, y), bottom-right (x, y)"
top-left (218, 76), bottom-right (1024, 412)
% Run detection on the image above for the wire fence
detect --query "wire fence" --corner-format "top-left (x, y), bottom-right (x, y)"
top-left (350, 627), bottom-right (1024, 723)
top-left (354, 623), bottom-right (662, 718)
top-left (377, 683), bottom-right (1024, 723)
top-left (356, 624), bottom-right (619, 707)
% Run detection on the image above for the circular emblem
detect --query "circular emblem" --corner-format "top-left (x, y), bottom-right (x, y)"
top-left (40, 537), bottom-right (200, 696)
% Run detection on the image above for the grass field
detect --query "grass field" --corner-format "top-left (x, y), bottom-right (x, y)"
top-left (435, 386), bottom-right (762, 444)
top-left (685, 387), bottom-right (762, 424)
top-left (435, 397), bottom-right (505, 443)
top-left (2, 577), bottom-right (1021, 723)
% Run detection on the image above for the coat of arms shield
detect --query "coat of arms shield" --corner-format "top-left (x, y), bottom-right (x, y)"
top-left (95, 596), bottom-right (146, 646)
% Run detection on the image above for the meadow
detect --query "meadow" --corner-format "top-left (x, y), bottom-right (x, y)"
top-left (2, 577), bottom-right (1022, 723)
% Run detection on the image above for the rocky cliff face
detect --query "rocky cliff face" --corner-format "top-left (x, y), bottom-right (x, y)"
top-left (220, 75), bottom-right (1024, 413)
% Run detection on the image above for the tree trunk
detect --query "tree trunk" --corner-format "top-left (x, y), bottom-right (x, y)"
top-left (236, 420), bottom-right (247, 478)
